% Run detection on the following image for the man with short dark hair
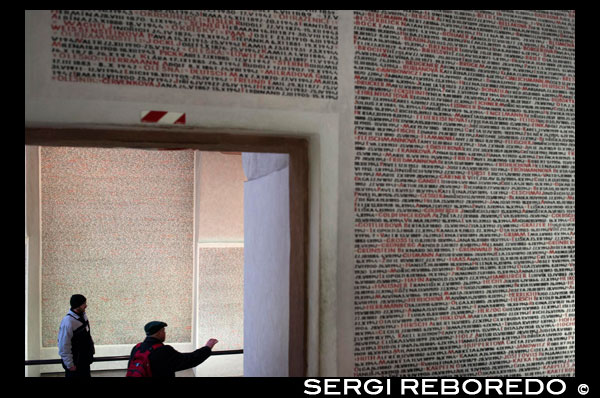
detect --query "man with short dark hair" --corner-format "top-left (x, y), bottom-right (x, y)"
top-left (127, 321), bottom-right (218, 377)
top-left (57, 294), bottom-right (96, 377)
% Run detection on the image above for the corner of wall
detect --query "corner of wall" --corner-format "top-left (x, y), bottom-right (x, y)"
top-left (25, 145), bottom-right (41, 377)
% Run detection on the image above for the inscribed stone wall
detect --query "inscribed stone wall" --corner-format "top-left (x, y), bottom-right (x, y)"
top-left (195, 152), bottom-right (245, 351)
top-left (196, 152), bottom-right (245, 242)
top-left (30, 9), bottom-right (576, 376)
top-left (49, 10), bottom-right (338, 99)
top-left (353, 10), bottom-right (575, 376)
top-left (197, 247), bottom-right (244, 351)
top-left (41, 147), bottom-right (194, 346)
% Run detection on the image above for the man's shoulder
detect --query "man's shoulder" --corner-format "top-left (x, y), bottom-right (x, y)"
top-left (140, 339), bottom-right (170, 352)
top-left (63, 310), bottom-right (85, 321)
top-left (149, 343), bottom-right (178, 358)
top-left (60, 312), bottom-right (76, 325)
top-left (152, 343), bottom-right (174, 353)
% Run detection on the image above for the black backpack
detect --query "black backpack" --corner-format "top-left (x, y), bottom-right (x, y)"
top-left (126, 342), bottom-right (163, 377)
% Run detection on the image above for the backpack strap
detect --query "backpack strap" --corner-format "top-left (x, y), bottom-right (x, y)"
top-left (132, 342), bottom-right (163, 355)
top-left (149, 343), bottom-right (163, 351)
top-left (67, 313), bottom-right (83, 326)
top-left (67, 313), bottom-right (90, 332)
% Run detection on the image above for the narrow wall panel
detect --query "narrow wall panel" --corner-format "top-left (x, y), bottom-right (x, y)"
top-left (196, 246), bottom-right (244, 350)
top-left (243, 166), bottom-right (290, 376)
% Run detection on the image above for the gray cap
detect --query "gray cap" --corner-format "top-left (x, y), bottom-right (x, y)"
top-left (144, 321), bottom-right (167, 336)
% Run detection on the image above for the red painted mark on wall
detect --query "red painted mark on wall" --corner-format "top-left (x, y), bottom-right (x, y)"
top-left (141, 110), bottom-right (186, 124)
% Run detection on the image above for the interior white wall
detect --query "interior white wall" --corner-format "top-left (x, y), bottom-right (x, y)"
top-left (194, 354), bottom-right (243, 377)
top-left (243, 165), bottom-right (290, 376)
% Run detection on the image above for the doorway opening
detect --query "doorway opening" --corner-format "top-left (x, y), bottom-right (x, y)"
top-left (25, 126), bottom-right (308, 377)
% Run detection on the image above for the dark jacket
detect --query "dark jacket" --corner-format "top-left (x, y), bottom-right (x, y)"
top-left (70, 317), bottom-right (95, 366)
top-left (129, 337), bottom-right (212, 377)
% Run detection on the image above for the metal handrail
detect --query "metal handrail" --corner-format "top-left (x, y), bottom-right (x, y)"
top-left (24, 349), bottom-right (243, 366)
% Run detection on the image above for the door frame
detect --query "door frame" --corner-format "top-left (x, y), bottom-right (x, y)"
top-left (25, 125), bottom-right (309, 376)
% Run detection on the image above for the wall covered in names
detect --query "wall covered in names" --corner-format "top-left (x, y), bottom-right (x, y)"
top-left (27, 10), bottom-right (575, 376)
top-left (40, 147), bottom-right (194, 346)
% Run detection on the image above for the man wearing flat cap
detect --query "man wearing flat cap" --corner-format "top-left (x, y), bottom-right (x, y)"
top-left (127, 320), bottom-right (218, 377)
top-left (57, 294), bottom-right (95, 377)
